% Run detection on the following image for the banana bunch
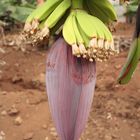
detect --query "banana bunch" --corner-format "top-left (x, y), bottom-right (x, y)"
top-left (84, 0), bottom-right (117, 24)
top-left (23, 0), bottom-right (71, 44)
top-left (23, 0), bottom-right (118, 62)
top-left (63, 10), bottom-right (119, 62)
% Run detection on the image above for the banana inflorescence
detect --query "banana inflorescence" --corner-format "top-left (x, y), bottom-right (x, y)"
top-left (23, 0), bottom-right (119, 62)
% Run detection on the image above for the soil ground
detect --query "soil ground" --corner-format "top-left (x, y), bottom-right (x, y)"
top-left (0, 23), bottom-right (140, 140)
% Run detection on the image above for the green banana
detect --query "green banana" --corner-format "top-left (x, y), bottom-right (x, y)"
top-left (72, 13), bottom-right (84, 45)
top-left (85, 0), bottom-right (117, 24)
top-left (74, 10), bottom-right (117, 62)
top-left (30, 0), bottom-right (71, 44)
top-left (76, 22), bottom-right (95, 61)
top-left (44, 0), bottom-right (71, 28)
top-left (23, 0), bottom-right (63, 36)
top-left (72, 12), bottom-right (87, 55)
top-left (63, 12), bottom-right (80, 56)
top-left (76, 10), bottom-right (114, 47)
top-left (26, 0), bottom-right (62, 23)
top-left (92, 16), bottom-right (116, 53)
top-left (63, 13), bottom-right (76, 45)
top-left (85, 0), bottom-right (110, 24)
top-left (23, 0), bottom-right (118, 62)
top-left (77, 21), bottom-right (90, 48)
top-left (118, 38), bottom-right (140, 84)
top-left (50, 10), bottom-right (70, 36)
top-left (76, 10), bottom-right (98, 39)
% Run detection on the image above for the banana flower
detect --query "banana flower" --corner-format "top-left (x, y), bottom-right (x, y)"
top-left (46, 38), bottom-right (96, 140)
top-left (23, 0), bottom-right (118, 139)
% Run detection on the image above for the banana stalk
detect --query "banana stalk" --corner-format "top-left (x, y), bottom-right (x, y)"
top-left (46, 38), bottom-right (96, 140)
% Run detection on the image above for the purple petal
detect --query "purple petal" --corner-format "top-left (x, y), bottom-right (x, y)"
top-left (46, 38), bottom-right (96, 140)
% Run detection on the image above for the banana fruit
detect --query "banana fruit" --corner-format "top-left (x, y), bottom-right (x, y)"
top-left (23, 0), bottom-right (118, 62)
top-left (63, 10), bottom-right (118, 62)
top-left (23, 0), bottom-right (71, 45)
top-left (63, 12), bottom-right (80, 56)
top-left (84, 0), bottom-right (117, 24)
top-left (36, 0), bottom-right (71, 41)
top-left (24, 0), bottom-right (63, 34)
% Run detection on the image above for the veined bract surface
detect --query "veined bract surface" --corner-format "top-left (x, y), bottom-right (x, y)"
top-left (46, 38), bottom-right (96, 140)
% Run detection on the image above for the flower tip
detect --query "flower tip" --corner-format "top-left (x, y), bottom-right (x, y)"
top-left (72, 44), bottom-right (80, 55)
top-left (83, 55), bottom-right (87, 58)
top-left (24, 23), bottom-right (32, 32)
top-left (89, 58), bottom-right (94, 62)
top-left (89, 38), bottom-right (97, 48)
top-left (98, 39), bottom-right (104, 49)
top-left (77, 55), bottom-right (81, 58)
top-left (79, 44), bottom-right (87, 54)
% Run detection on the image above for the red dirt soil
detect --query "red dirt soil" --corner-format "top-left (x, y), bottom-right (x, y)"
top-left (0, 23), bottom-right (140, 140)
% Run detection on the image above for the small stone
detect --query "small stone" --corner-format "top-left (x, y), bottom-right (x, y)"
top-left (26, 99), bottom-right (30, 104)
top-left (8, 107), bottom-right (19, 116)
top-left (114, 64), bottom-right (121, 70)
top-left (0, 48), bottom-right (5, 54)
top-left (42, 124), bottom-right (47, 129)
top-left (14, 63), bottom-right (20, 67)
top-left (14, 116), bottom-right (23, 125)
top-left (107, 113), bottom-right (112, 120)
top-left (105, 135), bottom-right (112, 140)
top-left (50, 127), bottom-right (56, 132)
top-left (12, 75), bottom-right (23, 84)
top-left (23, 132), bottom-right (34, 140)
top-left (0, 136), bottom-right (3, 140)
top-left (50, 132), bottom-right (57, 137)
top-left (0, 131), bottom-right (5, 140)
top-left (45, 137), bottom-right (49, 140)
top-left (1, 91), bottom-right (7, 95)
top-left (131, 134), bottom-right (135, 137)
top-left (50, 127), bottom-right (58, 137)
top-left (1, 110), bottom-right (7, 116)
top-left (0, 61), bottom-right (6, 66)
top-left (21, 47), bottom-right (26, 53)
top-left (0, 131), bottom-right (5, 136)
top-left (8, 41), bottom-right (15, 46)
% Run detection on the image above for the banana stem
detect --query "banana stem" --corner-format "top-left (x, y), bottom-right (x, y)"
top-left (71, 0), bottom-right (83, 9)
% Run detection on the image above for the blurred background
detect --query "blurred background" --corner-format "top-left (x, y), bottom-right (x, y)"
top-left (0, 0), bottom-right (140, 140)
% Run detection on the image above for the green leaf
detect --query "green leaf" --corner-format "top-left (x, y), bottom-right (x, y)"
top-left (118, 38), bottom-right (140, 84)
top-left (10, 6), bottom-right (34, 22)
